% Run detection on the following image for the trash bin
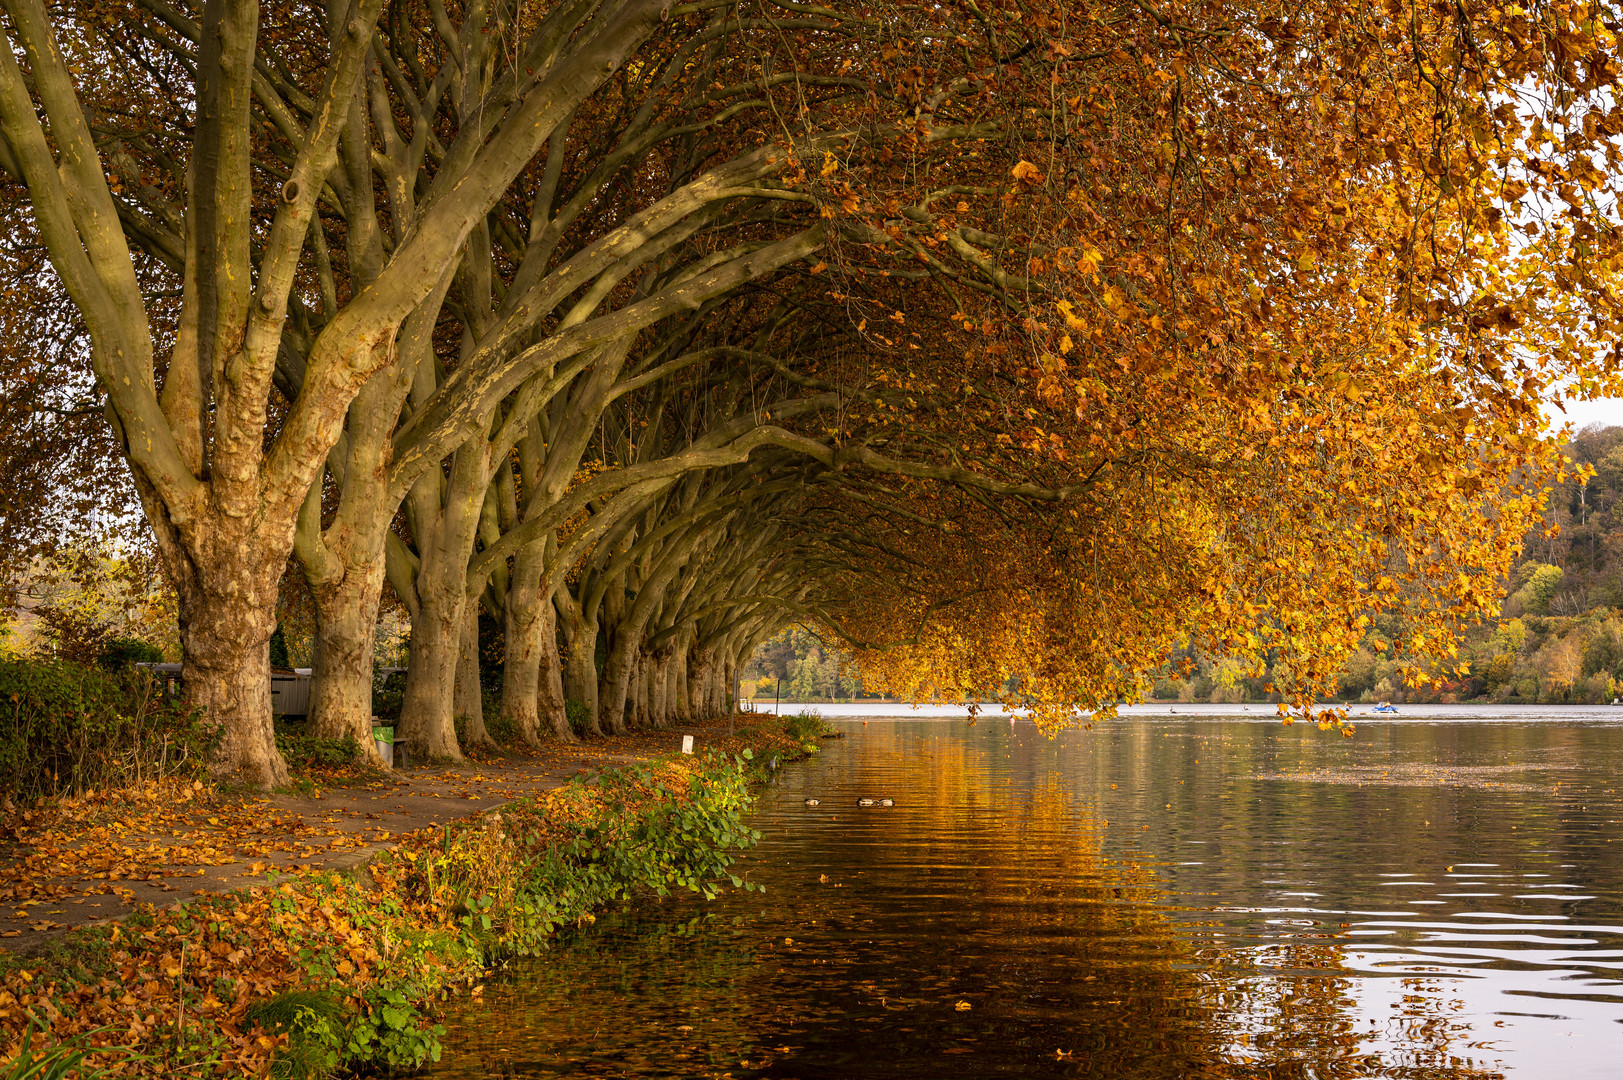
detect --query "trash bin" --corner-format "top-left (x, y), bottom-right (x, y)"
top-left (372, 725), bottom-right (394, 768)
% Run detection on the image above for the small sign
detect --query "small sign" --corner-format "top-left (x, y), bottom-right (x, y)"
top-left (681, 735), bottom-right (694, 755)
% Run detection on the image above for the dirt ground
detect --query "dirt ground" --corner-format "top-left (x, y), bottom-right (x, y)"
top-left (0, 721), bottom-right (748, 958)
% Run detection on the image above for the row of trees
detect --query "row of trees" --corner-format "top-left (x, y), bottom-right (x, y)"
top-left (1333, 613), bottom-right (1623, 705)
top-left (1, 0), bottom-right (1621, 783)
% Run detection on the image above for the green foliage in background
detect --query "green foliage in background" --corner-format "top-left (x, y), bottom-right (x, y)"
top-left (268, 627), bottom-right (291, 670)
top-left (95, 638), bottom-right (164, 672)
top-left (370, 668), bottom-right (405, 721)
top-left (741, 629), bottom-right (871, 702)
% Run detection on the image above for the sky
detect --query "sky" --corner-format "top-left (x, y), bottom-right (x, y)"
top-left (1542, 396), bottom-right (1623, 432)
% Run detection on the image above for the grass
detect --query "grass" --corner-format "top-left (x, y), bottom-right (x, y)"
top-left (245, 991), bottom-right (346, 1080)
top-left (784, 709), bottom-right (831, 744)
top-left (3, 1024), bottom-right (149, 1080)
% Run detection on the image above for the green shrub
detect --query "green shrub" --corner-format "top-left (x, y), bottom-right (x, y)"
top-left (484, 705), bottom-right (519, 746)
top-left (273, 730), bottom-right (360, 769)
top-left (0, 659), bottom-right (219, 801)
top-left (784, 708), bottom-right (828, 744)
top-left (564, 698), bottom-right (590, 736)
top-left (95, 638), bottom-right (164, 671)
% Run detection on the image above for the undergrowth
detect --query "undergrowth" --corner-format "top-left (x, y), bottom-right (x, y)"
top-left (272, 727), bottom-right (361, 770)
top-left (0, 660), bottom-right (218, 802)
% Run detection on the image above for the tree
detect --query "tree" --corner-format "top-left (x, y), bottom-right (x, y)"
top-left (1536, 634), bottom-right (1584, 699)
top-left (0, 0), bottom-right (1030, 780)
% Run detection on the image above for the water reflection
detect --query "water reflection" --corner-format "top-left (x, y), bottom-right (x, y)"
top-left (430, 717), bottom-right (1623, 1078)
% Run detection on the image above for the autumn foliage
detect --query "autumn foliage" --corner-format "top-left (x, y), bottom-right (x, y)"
top-left (777, 0), bottom-right (1623, 725)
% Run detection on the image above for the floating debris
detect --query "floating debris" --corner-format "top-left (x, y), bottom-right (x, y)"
top-left (1254, 762), bottom-right (1555, 792)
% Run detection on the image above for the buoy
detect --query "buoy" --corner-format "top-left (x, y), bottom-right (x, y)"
top-left (804, 798), bottom-right (820, 807)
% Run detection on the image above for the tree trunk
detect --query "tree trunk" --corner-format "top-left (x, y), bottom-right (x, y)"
top-left (559, 605), bottom-right (604, 737)
top-left (398, 441), bottom-right (489, 761)
top-left (295, 367), bottom-right (412, 767)
top-left (456, 606), bottom-right (491, 747)
top-left (689, 644), bottom-right (714, 721)
top-left (499, 543), bottom-right (547, 746)
top-left (180, 597), bottom-right (288, 789)
top-left (160, 521), bottom-right (291, 789)
top-left (646, 651), bottom-right (667, 728)
top-left (673, 630), bottom-right (693, 725)
top-left (597, 566), bottom-right (630, 735)
top-left (305, 566), bottom-right (387, 765)
top-left (597, 618), bottom-right (634, 735)
top-left (709, 655), bottom-right (730, 718)
top-left (537, 600), bottom-right (573, 740)
top-left (631, 648), bottom-right (650, 729)
top-left (666, 650), bottom-right (685, 725)
top-left (398, 583), bottom-right (465, 761)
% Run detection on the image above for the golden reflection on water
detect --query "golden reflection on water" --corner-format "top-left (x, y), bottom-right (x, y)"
top-left (429, 717), bottom-right (1623, 1078)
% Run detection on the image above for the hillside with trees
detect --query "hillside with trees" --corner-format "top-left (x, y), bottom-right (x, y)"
top-left (740, 630), bottom-right (870, 704)
top-left (1519, 423), bottom-right (1623, 615)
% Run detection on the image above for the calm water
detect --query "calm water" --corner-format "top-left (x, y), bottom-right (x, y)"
top-left (430, 710), bottom-right (1623, 1078)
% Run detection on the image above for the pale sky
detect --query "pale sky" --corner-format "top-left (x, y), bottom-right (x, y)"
top-left (1541, 396), bottom-right (1623, 432)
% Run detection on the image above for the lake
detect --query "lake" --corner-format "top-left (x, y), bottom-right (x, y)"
top-left (428, 707), bottom-right (1623, 1078)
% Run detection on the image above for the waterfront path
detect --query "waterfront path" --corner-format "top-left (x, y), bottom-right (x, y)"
top-left (0, 720), bottom-right (753, 957)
